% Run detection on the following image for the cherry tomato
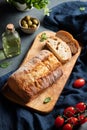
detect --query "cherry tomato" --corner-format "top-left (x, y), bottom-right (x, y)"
top-left (67, 117), bottom-right (78, 126)
top-left (64, 106), bottom-right (76, 117)
top-left (62, 123), bottom-right (73, 130)
top-left (81, 117), bottom-right (87, 124)
top-left (54, 116), bottom-right (64, 128)
top-left (78, 114), bottom-right (85, 124)
top-left (75, 102), bottom-right (86, 113)
top-left (73, 78), bottom-right (86, 88)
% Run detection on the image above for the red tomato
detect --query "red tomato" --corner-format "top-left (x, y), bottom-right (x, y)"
top-left (81, 117), bottom-right (87, 124)
top-left (54, 116), bottom-right (64, 128)
top-left (62, 123), bottom-right (73, 130)
top-left (78, 114), bottom-right (85, 124)
top-left (75, 102), bottom-right (86, 113)
top-left (67, 117), bottom-right (78, 126)
top-left (64, 106), bottom-right (76, 117)
top-left (73, 78), bottom-right (86, 88)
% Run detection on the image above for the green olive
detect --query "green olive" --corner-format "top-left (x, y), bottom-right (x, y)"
top-left (32, 19), bottom-right (39, 25)
top-left (28, 20), bottom-right (33, 26)
top-left (24, 15), bottom-right (31, 21)
top-left (32, 24), bottom-right (37, 28)
top-left (21, 20), bottom-right (27, 26)
top-left (22, 23), bottom-right (28, 28)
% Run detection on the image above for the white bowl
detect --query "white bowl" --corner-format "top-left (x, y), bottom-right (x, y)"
top-left (19, 16), bottom-right (40, 34)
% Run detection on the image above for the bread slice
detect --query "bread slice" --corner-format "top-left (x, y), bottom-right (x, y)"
top-left (8, 50), bottom-right (63, 103)
top-left (46, 36), bottom-right (72, 63)
top-left (56, 30), bottom-right (79, 55)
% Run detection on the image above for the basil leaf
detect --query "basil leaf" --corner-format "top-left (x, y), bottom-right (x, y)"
top-left (40, 33), bottom-right (47, 42)
top-left (43, 97), bottom-right (51, 104)
top-left (0, 61), bottom-right (11, 68)
top-left (79, 7), bottom-right (85, 11)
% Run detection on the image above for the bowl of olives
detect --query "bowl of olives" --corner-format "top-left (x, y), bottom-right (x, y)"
top-left (19, 15), bottom-right (40, 34)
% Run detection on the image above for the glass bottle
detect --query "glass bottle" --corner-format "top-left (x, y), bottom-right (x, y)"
top-left (2, 23), bottom-right (21, 58)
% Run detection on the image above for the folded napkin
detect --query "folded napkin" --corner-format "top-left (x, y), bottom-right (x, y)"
top-left (1, 1), bottom-right (87, 130)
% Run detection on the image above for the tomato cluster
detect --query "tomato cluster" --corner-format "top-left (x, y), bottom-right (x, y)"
top-left (54, 102), bottom-right (87, 130)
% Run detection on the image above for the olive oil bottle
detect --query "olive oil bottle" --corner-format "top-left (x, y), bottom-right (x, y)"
top-left (2, 24), bottom-right (21, 58)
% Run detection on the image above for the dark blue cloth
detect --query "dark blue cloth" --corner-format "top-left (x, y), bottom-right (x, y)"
top-left (1, 1), bottom-right (87, 130)
top-left (44, 1), bottom-right (87, 46)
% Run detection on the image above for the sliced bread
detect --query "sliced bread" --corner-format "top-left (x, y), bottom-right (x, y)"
top-left (56, 30), bottom-right (79, 55)
top-left (46, 36), bottom-right (72, 64)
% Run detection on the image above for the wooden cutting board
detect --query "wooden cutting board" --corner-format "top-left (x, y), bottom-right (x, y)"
top-left (1, 31), bottom-right (81, 114)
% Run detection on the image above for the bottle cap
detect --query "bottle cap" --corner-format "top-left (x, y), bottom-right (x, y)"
top-left (6, 24), bottom-right (14, 31)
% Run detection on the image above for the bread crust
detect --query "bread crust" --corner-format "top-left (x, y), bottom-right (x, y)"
top-left (8, 50), bottom-right (63, 103)
top-left (56, 30), bottom-right (79, 55)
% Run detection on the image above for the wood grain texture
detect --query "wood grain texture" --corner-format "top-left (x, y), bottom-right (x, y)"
top-left (1, 31), bottom-right (81, 114)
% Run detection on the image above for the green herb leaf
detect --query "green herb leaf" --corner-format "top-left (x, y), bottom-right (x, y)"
top-left (40, 33), bottom-right (48, 42)
top-left (44, 6), bottom-right (50, 16)
top-left (79, 7), bottom-right (85, 11)
top-left (6, 0), bottom-right (49, 15)
top-left (0, 61), bottom-right (11, 68)
top-left (43, 97), bottom-right (51, 104)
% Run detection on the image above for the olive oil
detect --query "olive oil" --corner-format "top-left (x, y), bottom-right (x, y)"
top-left (2, 24), bottom-right (21, 58)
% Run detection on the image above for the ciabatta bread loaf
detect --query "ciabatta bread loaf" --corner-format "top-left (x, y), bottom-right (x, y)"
top-left (8, 50), bottom-right (63, 103)
top-left (46, 36), bottom-right (72, 63)
top-left (56, 30), bottom-right (79, 55)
